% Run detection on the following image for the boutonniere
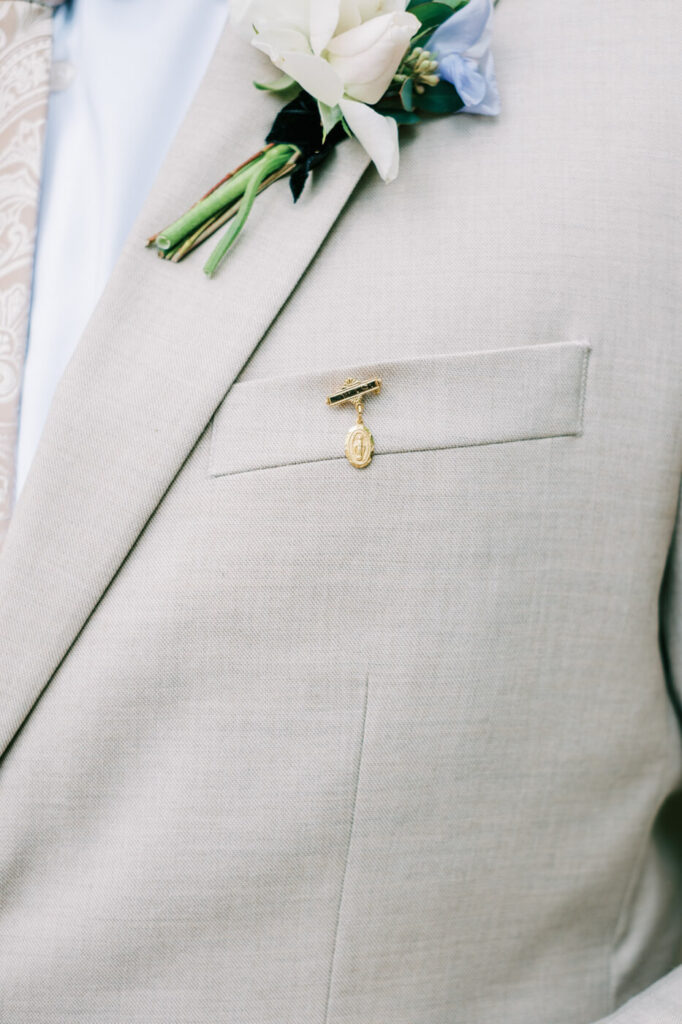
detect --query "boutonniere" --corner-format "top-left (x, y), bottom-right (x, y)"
top-left (147, 0), bottom-right (500, 277)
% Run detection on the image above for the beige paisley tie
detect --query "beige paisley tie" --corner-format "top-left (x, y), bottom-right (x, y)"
top-left (0, 0), bottom-right (63, 548)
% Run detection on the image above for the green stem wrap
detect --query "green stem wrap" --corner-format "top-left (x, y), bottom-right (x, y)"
top-left (154, 143), bottom-right (298, 259)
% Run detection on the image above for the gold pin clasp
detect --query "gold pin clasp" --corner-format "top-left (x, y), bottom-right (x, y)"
top-left (326, 377), bottom-right (382, 468)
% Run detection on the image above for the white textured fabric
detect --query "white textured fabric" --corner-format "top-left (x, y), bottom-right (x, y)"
top-left (0, 2), bottom-right (680, 1022)
top-left (15, 0), bottom-right (230, 496)
top-left (0, 2), bottom-right (54, 546)
top-left (594, 967), bottom-right (682, 1023)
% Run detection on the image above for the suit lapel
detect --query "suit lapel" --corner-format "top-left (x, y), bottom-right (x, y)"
top-left (0, 22), bottom-right (370, 757)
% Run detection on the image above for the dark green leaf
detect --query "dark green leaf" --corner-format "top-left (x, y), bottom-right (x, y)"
top-left (414, 80), bottom-right (465, 114)
top-left (407, 0), bottom-right (469, 44)
top-left (318, 101), bottom-right (343, 141)
top-left (254, 76), bottom-right (302, 105)
top-left (391, 111), bottom-right (422, 125)
top-left (254, 73), bottom-right (296, 92)
top-left (407, 0), bottom-right (468, 12)
top-left (408, 2), bottom-right (457, 33)
top-left (400, 78), bottom-right (415, 112)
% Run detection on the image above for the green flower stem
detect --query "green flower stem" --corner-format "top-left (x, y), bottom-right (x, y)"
top-left (164, 208), bottom-right (227, 262)
top-left (155, 165), bottom-right (255, 251)
top-left (154, 143), bottom-right (296, 253)
top-left (203, 143), bottom-right (299, 278)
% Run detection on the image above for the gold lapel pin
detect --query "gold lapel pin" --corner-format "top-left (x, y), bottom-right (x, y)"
top-left (326, 377), bottom-right (382, 468)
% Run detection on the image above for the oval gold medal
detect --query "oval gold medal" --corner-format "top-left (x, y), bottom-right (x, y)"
top-left (345, 423), bottom-right (374, 469)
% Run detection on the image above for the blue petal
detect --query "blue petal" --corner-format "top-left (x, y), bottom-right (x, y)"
top-left (426, 0), bottom-right (499, 116)
top-left (428, 0), bottom-right (494, 56)
top-left (438, 53), bottom-right (487, 108)
top-left (468, 50), bottom-right (500, 115)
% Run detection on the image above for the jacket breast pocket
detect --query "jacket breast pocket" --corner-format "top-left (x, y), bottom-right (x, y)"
top-left (208, 340), bottom-right (591, 477)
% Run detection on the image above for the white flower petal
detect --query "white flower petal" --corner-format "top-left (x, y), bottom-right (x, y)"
top-left (232, 0), bottom-right (308, 37)
top-left (327, 11), bottom-right (395, 57)
top-left (337, 0), bottom-right (409, 32)
top-left (328, 12), bottom-right (419, 105)
top-left (309, 0), bottom-right (341, 54)
top-left (335, 1), bottom-right (362, 34)
top-left (242, 0), bottom-right (417, 113)
top-left (252, 26), bottom-right (311, 57)
top-left (342, 67), bottom-right (396, 104)
top-left (339, 98), bottom-right (399, 181)
top-left (276, 51), bottom-right (344, 105)
top-left (359, 0), bottom-right (409, 14)
top-left (325, 9), bottom-right (413, 57)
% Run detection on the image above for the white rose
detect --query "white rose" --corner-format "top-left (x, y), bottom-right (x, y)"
top-left (233, 0), bottom-right (420, 182)
top-left (327, 10), bottom-right (417, 104)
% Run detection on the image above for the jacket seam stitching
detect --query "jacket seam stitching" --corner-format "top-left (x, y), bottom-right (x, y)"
top-left (209, 431), bottom-right (582, 478)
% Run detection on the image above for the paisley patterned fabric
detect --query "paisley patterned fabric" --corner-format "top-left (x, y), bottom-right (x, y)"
top-left (0, 1), bottom-right (59, 547)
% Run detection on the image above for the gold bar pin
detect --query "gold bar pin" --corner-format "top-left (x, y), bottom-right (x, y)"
top-left (326, 377), bottom-right (382, 468)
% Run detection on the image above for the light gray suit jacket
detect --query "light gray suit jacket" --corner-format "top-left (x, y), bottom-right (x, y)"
top-left (0, 1), bottom-right (680, 1021)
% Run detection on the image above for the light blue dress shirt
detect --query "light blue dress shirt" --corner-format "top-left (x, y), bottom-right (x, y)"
top-left (16, 0), bottom-right (230, 497)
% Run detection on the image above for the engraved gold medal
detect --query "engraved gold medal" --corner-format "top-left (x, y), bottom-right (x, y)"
top-left (326, 377), bottom-right (382, 468)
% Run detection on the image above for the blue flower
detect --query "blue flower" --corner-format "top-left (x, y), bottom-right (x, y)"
top-left (427, 0), bottom-right (500, 116)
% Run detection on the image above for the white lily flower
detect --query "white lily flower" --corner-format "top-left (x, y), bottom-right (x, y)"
top-left (233, 0), bottom-right (420, 182)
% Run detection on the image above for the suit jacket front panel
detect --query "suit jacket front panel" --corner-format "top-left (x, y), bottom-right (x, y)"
top-left (0, 1), bottom-right (681, 1022)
